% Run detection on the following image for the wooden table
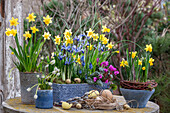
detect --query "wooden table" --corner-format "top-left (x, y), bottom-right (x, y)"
top-left (2, 95), bottom-right (159, 113)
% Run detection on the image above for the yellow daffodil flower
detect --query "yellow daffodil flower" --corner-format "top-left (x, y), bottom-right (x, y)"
top-left (54, 35), bottom-right (61, 45)
top-left (142, 67), bottom-right (146, 70)
top-left (138, 60), bottom-right (142, 65)
top-left (10, 29), bottom-right (17, 37)
top-left (65, 37), bottom-right (73, 46)
top-left (131, 51), bottom-right (137, 58)
top-left (100, 34), bottom-right (106, 41)
top-left (72, 53), bottom-right (76, 59)
top-left (86, 28), bottom-right (94, 38)
top-left (26, 13), bottom-right (36, 22)
top-left (115, 51), bottom-right (119, 53)
top-left (43, 15), bottom-right (52, 26)
top-left (102, 37), bottom-right (109, 45)
top-left (120, 59), bottom-right (128, 67)
top-left (5, 28), bottom-right (12, 36)
top-left (23, 31), bottom-right (31, 40)
top-left (30, 26), bottom-right (39, 33)
top-left (102, 25), bottom-right (110, 33)
top-left (63, 29), bottom-right (72, 38)
top-left (76, 56), bottom-right (81, 64)
top-left (106, 42), bottom-right (114, 50)
top-left (11, 52), bottom-right (14, 55)
top-left (42, 32), bottom-right (51, 40)
top-left (145, 44), bottom-right (152, 52)
top-left (92, 33), bottom-right (99, 41)
top-left (87, 44), bottom-right (93, 50)
top-left (9, 17), bottom-right (19, 26)
top-left (73, 55), bottom-right (76, 59)
top-left (149, 58), bottom-right (154, 66)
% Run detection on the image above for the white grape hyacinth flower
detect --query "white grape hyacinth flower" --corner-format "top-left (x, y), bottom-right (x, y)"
top-left (52, 71), bottom-right (56, 74)
top-left (34, 94), bottom-right (38, 99)
top-left (36, 75), bottom-right (40, 78)
top-left (27, 88), bottom-right (31, 92)
top-left (41, 75), bottom-right (45, 78)
top-left (48, 82), bottom-right (52, 86)
top-left (40, 56), bottom-right (44, 60)
top-left (57, 73), bottom-right (60, 76)
top-left (50, 60), bottom-right (55, 65)
top-left (45, 64), bottom-right (49, 68)
top-left (54, 67), bottom-right (58, 71)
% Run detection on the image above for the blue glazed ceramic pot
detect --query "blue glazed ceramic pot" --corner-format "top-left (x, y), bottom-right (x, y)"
top-left (36, 90), bottom-right (53, 109)
top-left (53, 83), bottom-right (109, 103)
top-left (120, 88), bottom-right (155, 108)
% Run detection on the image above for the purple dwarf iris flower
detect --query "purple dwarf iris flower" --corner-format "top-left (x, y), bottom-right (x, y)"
top-left (81, 49), bottom-right (84, 54)
top-left (61, 43), bottom-right (71, 52)
top-left (93, 45), bottom-right (97, 49)
top-left (100, 61), bottom-right (109, 67)
top-left (82, 61), bottom-right (85, 67)
top-left (72, 45), bottom-right (77, 50)
top-left (104, 68), bottom-right (108, 73)
top-left (98, 44), bottom-right (105, 51)
top-left (105, 79), bottom-right (109, 83)
top-left (109, 65), bottom-right (117, 71)
top-left (73, 36), bottom-right (80, 41)
top-left (85, 42), bottom-right (90, 46)
top-left (85, 74), bottom-right (87, 79)
top-left (78, 34), bottom-right (86, 39)
top-left (97, 58), bottom-right (99, 63)
top-left (99, 74), bottom-right (102, 79)
top-left (73, 45), bottom-right (82, 53)
top-left (58, 52), bottom-right (65, 60)
top-left (114, 71), bottom-right (119, 75)
top-left (89, 63), bottom-right (93, 69)
top-left (81, 56), bottom-right (84, 62)
top-left (93, 77), bottom-right (97, 82)
top-left (79, 70), bottom-right (82, 74)
top-left (87, 36), bottom-right (90, 40)
top-left (65, 57), bottom-right (71, 65)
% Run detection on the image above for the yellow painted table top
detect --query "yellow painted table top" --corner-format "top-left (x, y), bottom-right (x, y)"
top-left (2, 95), bottom-right (159, 113)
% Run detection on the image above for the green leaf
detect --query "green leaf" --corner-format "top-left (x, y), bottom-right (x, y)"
top-left (86, 77), bottom-right (94, 84)
top-left (96, 79), bottom-right (103, 87)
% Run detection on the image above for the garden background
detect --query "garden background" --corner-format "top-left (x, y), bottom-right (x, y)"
top-left (0, 0), bottom-right (169, 112)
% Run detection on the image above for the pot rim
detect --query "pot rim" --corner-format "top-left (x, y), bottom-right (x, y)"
top-left (38, 89), bottom-right (53, 91)
top-left (120, 87), bottom-right (155, 91)
top-left (53, 82), bottom-right (109, 85)
top-left (121, 80), bottom-right (155, 84)
top-left (53, 83), bottom-right (89, 85)
top-left (20, 72), bottom-right (42, 74)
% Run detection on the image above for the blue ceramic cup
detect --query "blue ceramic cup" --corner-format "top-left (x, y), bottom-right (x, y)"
top-left (36, 90), bottom-right (53, 109)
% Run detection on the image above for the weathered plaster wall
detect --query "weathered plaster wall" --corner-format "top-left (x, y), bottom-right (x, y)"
top-left (0, 0), bottom-right (49, 103)
top-left (0, 0), bottom-right (23, 100)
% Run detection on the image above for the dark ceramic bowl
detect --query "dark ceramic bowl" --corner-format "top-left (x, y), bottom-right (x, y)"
top-left (120, 88), bottom-right (155, 108)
